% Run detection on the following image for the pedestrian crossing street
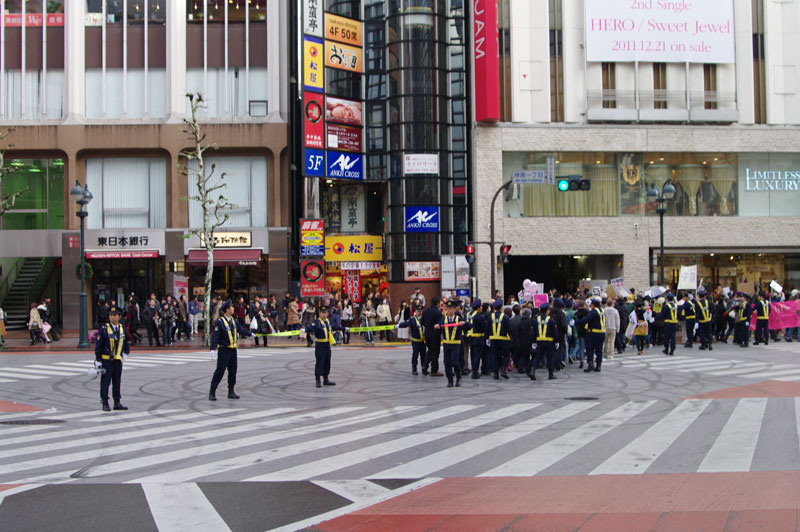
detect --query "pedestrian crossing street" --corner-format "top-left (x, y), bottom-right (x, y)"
top-left (2, 394), bottom-right (799, 485)
top-left (0, 348), bottom-right (308, 385)
top-left (615, 350), bottom-right (800, 381)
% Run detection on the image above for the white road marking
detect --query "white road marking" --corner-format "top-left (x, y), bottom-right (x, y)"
top-left (698, 398), bottom-right (767, 472)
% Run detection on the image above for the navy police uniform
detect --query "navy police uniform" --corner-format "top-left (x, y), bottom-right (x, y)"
top-left (398, 312), bottom-right (426, 375)
top-left (465, 299), bottom-right (486, 379)
top-left (209, 300), bottom-right (252, 400)
top-left (734, 295), bottom-right (751, 347)
top-left (680, 296), bottom-right (697, 347)
top-left (486, 299), bottom-right (512, 380)
top-left (309, 307), bottom-right (343, 387)
top-left (658, 294), bottom-right (678, 355)
top-left (439, 301), bottom-right (466, 387)
top-left (94, 307), bottom-right (130, 411)
top-left (530, 304), bottom-right (559, 380)
top-left (696, 291), bottom-right (713, 350)
top-left (580, 299), bottom-right (606, 372)
top-left (754, 292), bottom-right (770, 345)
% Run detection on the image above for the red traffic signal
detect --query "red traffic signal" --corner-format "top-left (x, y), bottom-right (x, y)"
top-left (500, 244), bottom-right (512, 263)
top-left (465, 244), bottom-right (475, 264)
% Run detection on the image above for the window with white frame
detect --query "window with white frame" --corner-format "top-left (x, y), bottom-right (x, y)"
top-left (187, 156), bottom-right (267, 228)
top-left (86, 157), bottom-right (167, 229)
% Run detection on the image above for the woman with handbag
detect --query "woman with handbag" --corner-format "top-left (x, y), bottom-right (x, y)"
top-left (28, 302), bottom-right (50, 345)
top-left (632, 301), bottom-right (649, 356)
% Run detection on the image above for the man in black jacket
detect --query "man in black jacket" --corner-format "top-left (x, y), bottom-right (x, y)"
top-left (512, 307), bottom-right (533, 374)
top-left (550, 298), bottom-right (569, 369)
top-left (421, 297), bottom-right (443, 376)
top-left (140, 299), bottom-right (161, 346)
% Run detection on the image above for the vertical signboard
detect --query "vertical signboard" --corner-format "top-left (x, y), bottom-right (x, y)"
top-left (300, 219), bottom-right (325, 256)
top-left (303, 37), bottom-right (324, 92)
top-left (304, 93), bottom-right (325, 148)
top-left (303, 0), bottom-right (323, 38)
top-left (473, 0), bottom-right (500, 122)
top-left (301, 260), bottom-right (326, 297)
top-left (344, 269), bottom-right (361, 302)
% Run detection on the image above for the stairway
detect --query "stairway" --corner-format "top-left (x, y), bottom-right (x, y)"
top-left (2, 258), bottom-right (48, 330)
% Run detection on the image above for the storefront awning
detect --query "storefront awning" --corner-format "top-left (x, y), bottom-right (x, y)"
top-left (186, 249), bottom-right (262, 267)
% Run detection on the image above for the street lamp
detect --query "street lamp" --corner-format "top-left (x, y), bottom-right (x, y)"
top-left (70, 180), bottom-right (93, 349)
top-left (647, 182), bottom-right (676, 287)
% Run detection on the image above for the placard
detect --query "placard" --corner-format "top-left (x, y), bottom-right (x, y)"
top-left (403, 154), bottom-right (440, 175)
top-left (324, 13), bottom-right (363, 47)
top-left (200, 232), bottom-right (252, 248)
top-left (405, 261), bottom-right (441, 282)
top-left (677, 265), bottom-right (698, 291)
top-left (301, 260), bottom-right (326, 297)
top-left (304, 93), bottom-right (325, 149)
top-left (324, 40), bottom-right (362, 73)
top-left (344, 269), bottom-right (361, 303)
top-left (326, 123), bottom-right (362, 152)
top-left (585, 0), bottom-right (735, 63)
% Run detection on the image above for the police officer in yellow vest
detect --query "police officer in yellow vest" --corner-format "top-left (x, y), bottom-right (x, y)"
top-left (397, 305), bottom-right (426, 375)
top-left (529, 302), bottom-right (559, 381)
top-left (465, 298), bottom-right (487, 379)
top-left (733, 292), bottom-right (752, 348)
top-left (579, 297), bottom-right (606, 372)
top-left (658, 293), bottom-right (679, 356)
top-left (308, 305), bottom-right (345, 388)
top-left (486, 298), bottom-right (512, 380)
top-left (680, 292), bottom-right (697, 348)
top-left (209, 299), bottom-right (252, 400)
top-left (435, 300), bottom-right (467, 387)
top-left (696, 289), bottom-right (713, 350)
top-left (754, 291), bottom-right (771, 345)
top-left (94, 305), bottom-right (130, 411)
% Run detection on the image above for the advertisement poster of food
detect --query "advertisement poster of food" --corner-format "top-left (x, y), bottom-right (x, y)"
top-left (404, 261), bottom-right (441, 282)
top-left (326, 97), bottom-right (362, 126)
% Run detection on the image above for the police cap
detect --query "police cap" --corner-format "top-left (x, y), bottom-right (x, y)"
top-left (471, 298), bottom-right (482, 309)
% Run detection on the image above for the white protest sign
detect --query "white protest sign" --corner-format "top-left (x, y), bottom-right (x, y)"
top-left (677, 265), bottom-right (698, 291)
top-left (771, 280), bottom-right (783, 293)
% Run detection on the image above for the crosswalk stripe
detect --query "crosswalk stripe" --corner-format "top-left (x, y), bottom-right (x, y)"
top-left (10, 406), bottom-right (373, 484)
top-left (25, 364), bottom-right (87, 374)
top-left (636, 357), bottom-right (717, 368)
top-left (675, 361), bottom-right (738, 372)
top-left (115, 361), bottom-right (162, 368)
top-left (249, 403), bottom-right (539, 481)
top-left (139, 356), bottom-right (205, 362)
top-left (0, 410), bottom-right (108, 423)
top-left (482, 401), bottom-right (656, 477)
top-left (698, 398), bottom-right (767, 473)
top-left (53, 362), bottom-right (100, 368)
top-left (142, 483), bottom-right (232, 532)
top-left (0, 371), bottom-right (49, 380)
top-left (16, 366), bottom-right (86, 375)
top-left (311, 480), bottom-right (391, 503)
top-left (0, 410), bottom-right (184, 447)
top-left (0, 409), bottom-right (246, 477)
top-left (0, 377), bottom-right (16, 383)
top-left (710, 363), bottom-right (793, 377)
top-left (620, 355), bottom-right (694, 364)
top-left (124, 358), bottom-right (188, 365)
top-left (745, 368), bottom-right (800, 379)
top-left (132, 405), bottom-right (478, 484)
top-left (370, 402), bottom-right (596, 480)
top-left (591, 399), bottom-right (711, 475)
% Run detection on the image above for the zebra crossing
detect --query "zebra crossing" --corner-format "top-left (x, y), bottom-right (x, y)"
top-left (2, 395), bottom-right (799, 486)
top-left (0, 348), bottom-right (309, 385)
top-left (616, 352), bottom-right (800, 381)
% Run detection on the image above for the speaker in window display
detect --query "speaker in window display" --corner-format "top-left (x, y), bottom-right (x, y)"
top-left (678, 164), bottom-right (704, 215)
top-left (710, 164), bottom-right (736, 216)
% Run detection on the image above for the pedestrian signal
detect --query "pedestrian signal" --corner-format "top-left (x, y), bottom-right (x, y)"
top-left (465, 244), bottom-right (475, 264)
top-left (500, 244), bottom-right (512, 264)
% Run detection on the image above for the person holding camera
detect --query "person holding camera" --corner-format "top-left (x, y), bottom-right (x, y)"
top-left (94, 306), bottom-right (130, 412)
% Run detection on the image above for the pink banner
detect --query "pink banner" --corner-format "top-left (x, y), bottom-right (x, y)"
top-left (749, 301), bottom-right (800, 330)
top-left (532, 294), bottom-right (549, 307)
top-left (473, 0), bottom-right (500, 122)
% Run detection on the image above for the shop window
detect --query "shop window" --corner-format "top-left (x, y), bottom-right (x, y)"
top-left (186, 0), bottom-right (266, 23)
top-left (737, 153), bottom-right (800, 217)
top-left (187, 156), bottom-right (268, 228)
top-left (185, 68), bottom-right (268, 118)
top-left (0, 159), bottom-right (64, 230)
top-left (86, 157), bottom-right (167, 229)
top-left (3, 70), bottom-right (65, 120)
top-left (86, 69), bottom-right (167, 119)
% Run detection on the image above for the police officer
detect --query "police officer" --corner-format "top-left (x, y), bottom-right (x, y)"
top-left (659, 293), bottom-right (679, 356)
top-left (465, 299), bottom-right (486, 379)
top-left (696, 289), bottom-right (713, 350)
top-left (580, 297), bottom-right (606, 373)
top-left (94, 305), bottom-right (130, 412)
top-left (486, 299), bottom-right (512, 380)
top-left (209, 299), bottom-right (252, 401)
top-left (681, 292), bottom-right (697, 348)
top-left (530, 302), bottom-right (559, 381)
top-left (435, 300), bottom-right (466, 387)
top-left (397, 305), bottom-right (426, 375)
top-left (733, 292), bottom-right (752, 347)
top-left (308, 305), bottom-right (344, 388)
top-left (421, 297), bottom-right (443, 376)
top-left (754, 291), bottom-right (771, 345)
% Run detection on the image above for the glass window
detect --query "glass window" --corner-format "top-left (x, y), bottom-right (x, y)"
top-left (738, 153), bottom-right (800, 217)
top-left (86, 157), bottom-right (167, 229)
top-left (0, 158), bottom-right (64, 230)
top-left (187, 156), bottom-right (268, 228)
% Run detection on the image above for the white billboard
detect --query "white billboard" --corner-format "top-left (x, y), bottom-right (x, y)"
top-left (585, 0), bottom-right (735, 63)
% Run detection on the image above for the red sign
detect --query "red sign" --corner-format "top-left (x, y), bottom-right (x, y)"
top-left (301, 260), bottom-right (326, 297)
top-left (473, 0), bottom-right (500, 122)
top-left (86, 251), bottom-right (159, 259)
top-left (3, 13), bottom-right (65, 27)
top-left (304, 93), bottom-right (325, 149)
top-left (344, 269), bottom-right (361, 303)
top-left (326, 123), bottom-right (362, 152)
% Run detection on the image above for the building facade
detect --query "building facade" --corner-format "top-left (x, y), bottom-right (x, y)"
top-left (472, 0), bottom-right (800, 298)
top-left (0, 0), bottom-right (290, 329)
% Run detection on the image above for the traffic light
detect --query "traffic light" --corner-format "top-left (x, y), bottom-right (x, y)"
top-left (500, 244), bottom-right (512, 264)
top-left (557, 175), bottom-right (591, 192)
top-left (465, 244), bottom-right (475, 264)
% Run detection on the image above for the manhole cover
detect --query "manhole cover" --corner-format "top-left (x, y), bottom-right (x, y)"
top-left (565, 397), bottom-right (599, 401)
top-left (0, 418), bottom-right (66, 425)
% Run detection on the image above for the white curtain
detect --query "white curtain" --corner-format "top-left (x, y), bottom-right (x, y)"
top-left (188, 156), bottom-right (268, 228)
top-left (2, 69), bottom-right (64, 119)
top-left (86, 158), bottom-right (166, 229)
top-left (186, 67), bottom-right (268, 118)
top-left (86, 69), bottom-right (167, 119)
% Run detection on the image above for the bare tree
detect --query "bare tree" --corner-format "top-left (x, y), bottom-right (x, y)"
top-left (180, 93), bottom-right (235, 346)
top-left (0, 128), bottom-right (27, 218)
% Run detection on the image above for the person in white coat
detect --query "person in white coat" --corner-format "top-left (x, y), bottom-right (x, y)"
top-left (603, 299), bottom-right (620, 360)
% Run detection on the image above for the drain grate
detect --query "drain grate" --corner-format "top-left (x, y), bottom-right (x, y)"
top-left (564, 397), bottom-right (599, 401)
top-left (0, 418), bottom-right (66, 425)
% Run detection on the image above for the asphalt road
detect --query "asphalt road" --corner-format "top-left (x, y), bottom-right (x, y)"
top-left (1, 339), bottom-right (799, 531)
